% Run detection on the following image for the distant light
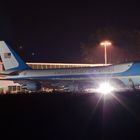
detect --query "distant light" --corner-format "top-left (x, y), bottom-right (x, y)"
top-left (100, 40), bottom-right (112, 46)
top-left (96, 82), bottom-right (114, 95)
top-left (19, 46), bottom-right (23, 49)
top-left (31, 52), bottom-right (35, 56)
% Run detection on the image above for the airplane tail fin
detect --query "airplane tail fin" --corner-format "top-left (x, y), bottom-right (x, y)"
top-left (0, 41), bottom-right (30, 72)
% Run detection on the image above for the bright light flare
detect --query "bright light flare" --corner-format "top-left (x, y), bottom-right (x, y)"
top-left (96, 82), bottom-right (115, 95)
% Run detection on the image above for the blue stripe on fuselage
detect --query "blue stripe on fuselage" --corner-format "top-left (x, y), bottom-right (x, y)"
top-left (5, 62), bottom-right (140, 80)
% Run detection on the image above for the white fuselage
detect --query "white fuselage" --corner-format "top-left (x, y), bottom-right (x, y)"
top-left (4, 62), bottom-right (140, 87)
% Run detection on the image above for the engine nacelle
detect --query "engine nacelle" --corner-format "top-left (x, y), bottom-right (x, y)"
top-left (22, 82), bottom-right (41, 91)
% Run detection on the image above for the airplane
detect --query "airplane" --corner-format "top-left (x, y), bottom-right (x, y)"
top-left (0, 41), bottom-right (140, 94)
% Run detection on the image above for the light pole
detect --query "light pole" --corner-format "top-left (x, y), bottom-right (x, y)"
top-left (100, 41), bottom-right (112, 65)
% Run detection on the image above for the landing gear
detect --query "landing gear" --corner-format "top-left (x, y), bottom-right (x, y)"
top-left (128, 78), bottom-right (136, 91)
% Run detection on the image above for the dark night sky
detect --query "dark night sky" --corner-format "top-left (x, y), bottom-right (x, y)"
top-left (0, 1), bottom-right (140, 63)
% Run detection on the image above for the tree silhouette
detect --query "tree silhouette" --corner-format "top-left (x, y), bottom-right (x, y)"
top-left (80, 28), bottom-right (140, 64)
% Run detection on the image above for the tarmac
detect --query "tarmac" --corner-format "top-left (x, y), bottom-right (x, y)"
top-left (0, 92), bottom-right (140, 140)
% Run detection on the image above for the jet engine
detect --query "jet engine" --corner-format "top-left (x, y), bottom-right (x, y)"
top-left (20, 81), bottom-right (41, 91)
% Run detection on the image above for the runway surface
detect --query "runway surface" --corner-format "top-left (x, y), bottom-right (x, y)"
top-left (0, 92), bottom-right (140, 140)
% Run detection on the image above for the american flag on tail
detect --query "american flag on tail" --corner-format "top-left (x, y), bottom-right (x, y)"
top-left (4, 53), bottom-right (11, 58)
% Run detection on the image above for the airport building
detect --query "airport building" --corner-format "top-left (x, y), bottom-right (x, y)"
top-left (0, 62), bottom-right (107, 94)
top-left (0, 61), bottom-right (107, 71)
top-left (27, 62), bottom-right (107, 69)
